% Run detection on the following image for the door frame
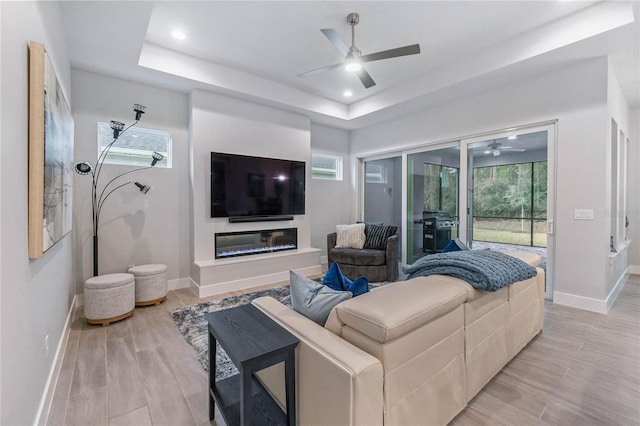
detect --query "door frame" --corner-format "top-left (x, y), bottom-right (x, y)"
top-left (459, 121), bottom-right (557, 299)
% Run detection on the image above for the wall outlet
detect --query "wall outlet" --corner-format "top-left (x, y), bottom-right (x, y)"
top-left (574, 209), bottom-right (594, 220)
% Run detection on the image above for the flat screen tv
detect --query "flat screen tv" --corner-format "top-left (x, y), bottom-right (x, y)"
top-left (210, 152), bottom-right (305, 218)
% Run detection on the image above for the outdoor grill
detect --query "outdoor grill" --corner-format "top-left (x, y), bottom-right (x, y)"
top-left (422, 211), bottom-right (455, 253)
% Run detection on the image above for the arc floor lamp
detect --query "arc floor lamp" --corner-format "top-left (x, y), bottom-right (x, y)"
top-left (75, 104), bottom-right (163, 276)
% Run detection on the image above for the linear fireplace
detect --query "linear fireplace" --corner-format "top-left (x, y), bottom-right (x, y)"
top-left (215, 228), bottom-right (298, 259)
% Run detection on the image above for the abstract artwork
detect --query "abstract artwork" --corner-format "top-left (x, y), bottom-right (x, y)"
top-left (28, 41), bottom-right (74, 258)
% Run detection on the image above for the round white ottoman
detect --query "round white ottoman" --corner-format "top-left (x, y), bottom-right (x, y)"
top-left (128, 264), bottom-right (168, 306)
top-left (84, 273), bottom-right (135, 326)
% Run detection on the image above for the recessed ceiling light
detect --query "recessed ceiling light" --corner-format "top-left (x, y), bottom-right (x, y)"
top-left (171, 30), bottom-right (186, 40)
top-left (343, 90), bottom-right (353, 97)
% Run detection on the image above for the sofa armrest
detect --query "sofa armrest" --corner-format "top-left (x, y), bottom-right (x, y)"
top-left (385, 234), bottom-right (399, 281)
top-left (252, 296), bottom-right (383, 426)
top-left (327, 232), bottom-right (337, 265)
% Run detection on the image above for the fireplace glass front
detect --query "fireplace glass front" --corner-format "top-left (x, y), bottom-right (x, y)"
top-left (215, 228), bottom-right (298, 259)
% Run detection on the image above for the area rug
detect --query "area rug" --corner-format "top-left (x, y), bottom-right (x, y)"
top-left (170, 281), bottom-right (389, 379)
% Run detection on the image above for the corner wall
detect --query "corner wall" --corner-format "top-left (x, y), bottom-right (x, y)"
top-left (0, 3), bottom-right (75, 424)
top-left (627, 108), bottom-right (640, 273)
top-left (71, 70), bottom-right (190, 290)
top-left (309, 123), bottom-right (353, 259)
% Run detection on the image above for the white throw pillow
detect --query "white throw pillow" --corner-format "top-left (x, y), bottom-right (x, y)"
top-left (335, 223), bottom-right (366, 249)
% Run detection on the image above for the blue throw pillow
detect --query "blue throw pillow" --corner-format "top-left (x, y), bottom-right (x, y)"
top-left (442, 239), bottom-right (462, 253)
top-left (323, 262), bottom-right (370, 297)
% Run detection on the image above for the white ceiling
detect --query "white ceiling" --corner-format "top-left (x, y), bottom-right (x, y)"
top-left (59, 1), bottom-right (639, 130)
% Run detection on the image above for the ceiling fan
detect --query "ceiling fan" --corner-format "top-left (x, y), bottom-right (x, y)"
top-left (483, 141), bottom-right (526, 157)
top-left (297, 12), bottom-right (421, 89)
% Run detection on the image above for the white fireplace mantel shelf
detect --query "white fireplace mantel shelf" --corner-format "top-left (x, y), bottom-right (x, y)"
top-left (192, 247), bottom-right (322, 298)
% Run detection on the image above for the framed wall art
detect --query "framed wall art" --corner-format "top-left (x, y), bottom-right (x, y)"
top-left (28, 41), bottom-right (74, 258)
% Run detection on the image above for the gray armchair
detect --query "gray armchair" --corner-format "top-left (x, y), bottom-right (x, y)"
top-left (327, 232), bottom-right (399, 282)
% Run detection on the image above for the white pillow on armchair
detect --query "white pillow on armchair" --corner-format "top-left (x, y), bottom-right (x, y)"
top-left (335, 223), bottom-right (366, 249)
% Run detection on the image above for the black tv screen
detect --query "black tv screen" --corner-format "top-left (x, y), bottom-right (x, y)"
top-left (210, 152), bottom-right (306, 218)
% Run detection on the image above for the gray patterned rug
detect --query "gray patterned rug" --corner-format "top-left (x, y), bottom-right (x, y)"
top-left (170, 281), bottom-right (389, 380)
top-left (170, 285), bottom-right (292, 379)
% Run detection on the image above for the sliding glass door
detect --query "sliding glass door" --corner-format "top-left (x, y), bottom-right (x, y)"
top-left (463, 124), bottom-right (556, 299)
top-left (360, 123), bottom-right (555, 299)
top-left (406, 145), bottom-right (460, 264)
top-left (363, 156), bottom-right (403, 262)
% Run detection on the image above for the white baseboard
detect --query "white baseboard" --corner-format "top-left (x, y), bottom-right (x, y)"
top-left (553, 291), bottom-right (608, 314)
top-left (168, 277), bottom-right (191, 291)
top-left (34, 294), bottom-right (79, 426)
top-left (629, 265), bottom-right (640, 275)
top-left (606, 267), bottom-right (629, 312)
top-left (554, 267), bottom-right (629, 314)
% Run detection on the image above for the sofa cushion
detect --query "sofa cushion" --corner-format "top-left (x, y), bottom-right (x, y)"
top-left (289, 270), bottom-right (352, 325)
top-left (325, 275), bottom-right (468, 344)
top-left (364, 224), bottom-right (398, 250)
top-left (330, 248), bottom-right (386, 266)
top-left (335, 223), bottom-right (366, 249)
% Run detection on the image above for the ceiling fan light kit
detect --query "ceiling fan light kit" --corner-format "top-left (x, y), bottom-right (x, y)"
top-left (298, 12), bottom-right (421, 89)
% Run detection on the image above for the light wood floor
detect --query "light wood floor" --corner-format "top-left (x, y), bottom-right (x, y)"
top-left (47, 276), bottom-right (640, 426)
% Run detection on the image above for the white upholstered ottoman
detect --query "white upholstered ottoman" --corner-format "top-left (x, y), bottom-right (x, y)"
top-left (128, 264), bottom-right (168, 306)
top-left (84, 273), bottom-right (135, 326)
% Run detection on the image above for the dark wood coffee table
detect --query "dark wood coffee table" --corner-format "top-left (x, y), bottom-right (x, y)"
top-left (206, 303), bottom-right (299, 426)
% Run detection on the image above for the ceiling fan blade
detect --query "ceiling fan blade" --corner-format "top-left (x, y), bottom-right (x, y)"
top-left (320, 28), bottom-right (349, 56)
top-left (360, 44), bottom-right (421, 63)
top-left (297, 62), bottom-right (344, 78)
top-left (357, 67), bottom-right (376, 88)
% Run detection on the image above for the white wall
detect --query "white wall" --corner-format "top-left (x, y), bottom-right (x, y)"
top-left (71, 70), bottom-right (190, 290)
top-left (309, 123), bottom-right (353, 258)
top-left (351, 57), bottom-right (622, 309)
top-left (627, 108), bottom-right (640, 272)
top-left (190, 91), bottom-right (312, 264)
top-left (0, 2), bottom-right (75, 424)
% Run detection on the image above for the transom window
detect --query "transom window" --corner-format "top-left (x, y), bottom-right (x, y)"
top-left (312, 153), bottom-right (343, 181)
top-left (97, 122), bottom-right (172, 168)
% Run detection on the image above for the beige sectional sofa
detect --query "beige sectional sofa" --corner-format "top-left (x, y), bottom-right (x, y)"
top-left (252, 253), bottom-right (544, 426)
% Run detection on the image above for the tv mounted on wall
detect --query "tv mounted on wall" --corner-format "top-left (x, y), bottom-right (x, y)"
top-left (210, 152), bottom-right (305, 219)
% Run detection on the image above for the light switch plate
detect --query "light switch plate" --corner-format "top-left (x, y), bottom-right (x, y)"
top-left (574, 209), bottom-right (594, 220)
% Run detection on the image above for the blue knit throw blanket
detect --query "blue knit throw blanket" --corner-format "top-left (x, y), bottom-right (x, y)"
top-left (402, 250), bottom-right (537, 291)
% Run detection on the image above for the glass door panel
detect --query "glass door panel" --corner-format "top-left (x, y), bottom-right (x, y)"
top-left (364, 157), bottom-right (403, 262)
top-left (406, 146), bottom-right (460, 264)
top-left (464, 127), bottom-right (555, 299)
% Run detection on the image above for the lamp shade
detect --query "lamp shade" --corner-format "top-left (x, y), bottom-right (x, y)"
top-left (150, 151), bottom-right (164, 167)
top-left (74, 162), bottom-right (93, 175)
top-left (110, 120), bottom-right (125, 139)
top-left (135, 182), bottom-right (151, 194)
top-left (133, 104), bottom-right (146, 121)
